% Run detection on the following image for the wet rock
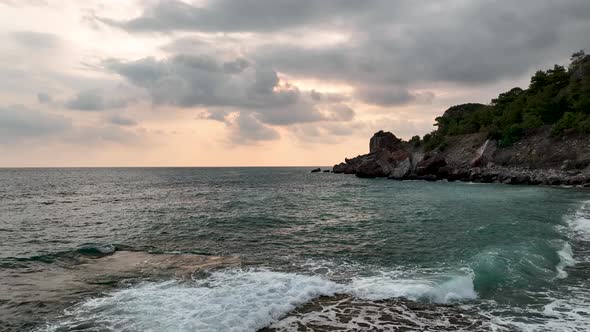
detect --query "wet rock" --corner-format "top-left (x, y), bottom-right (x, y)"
top-left (417, 174), bottom-right (438, 182)
top-left (416, 153), bottom-right (447, 176)
top-left (260, 294), bottom-right (493, 332)
top-left (77, 243), bottom-right (116, 256)
top-left (333, 125), bottom-right (590, 186)
top-left (310, 168), bottom-right (321, 173)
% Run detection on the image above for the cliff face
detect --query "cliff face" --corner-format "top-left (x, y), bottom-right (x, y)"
top-left (334, 52), bottom-right (590, 186)
top-left (333, 128), bottom-right (590, 186)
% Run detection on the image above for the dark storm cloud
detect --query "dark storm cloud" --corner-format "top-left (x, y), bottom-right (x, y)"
top-left (11, 31), bottom-right (58, 48)
top-left (103, 0), bottom-right (590, 91)
top-left (251, 0), bottom-right (590, 87)
top-left (355, 86), bottom-right (435, 107)
top-left (95, 0), bottom-right (590, 144)
top-left (65, 89), bottom-right (129, 111)
top-left (100, 0), bottom-right (377, 33)
top-left (0, 105), bottom-right (71, 143)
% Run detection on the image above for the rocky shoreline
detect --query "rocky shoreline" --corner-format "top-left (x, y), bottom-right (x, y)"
top-left (332, 129), bottom-right (590, 187)
top-left (260, 294), bottom-right (494, 331)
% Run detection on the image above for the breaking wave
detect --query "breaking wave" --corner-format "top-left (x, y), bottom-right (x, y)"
top-left (40, 268), bottom-right (477, 332)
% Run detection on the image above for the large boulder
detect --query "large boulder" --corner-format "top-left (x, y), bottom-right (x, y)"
top-left (416, 153), bottom-right (447, 176)
top-left (369, 130), bottom-right (402, 153)
top-left (335, 131), bottom-right (411, 178)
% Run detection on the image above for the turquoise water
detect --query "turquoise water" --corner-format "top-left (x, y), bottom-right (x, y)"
top-left (1, 168), bottom-right (589, 331)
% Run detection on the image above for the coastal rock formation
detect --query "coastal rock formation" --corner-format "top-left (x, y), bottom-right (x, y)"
top-left (333, 53), bottom-right (590, 186)
top-left (334, 131), bottom-right (414, 179)
top-left (333, 128), bottom-right (590, 186)
top-left (260, 294), bottom-right (493, 331)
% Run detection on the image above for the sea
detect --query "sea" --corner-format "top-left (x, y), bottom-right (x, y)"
top-left (1, 167), bottom-right (589, 331)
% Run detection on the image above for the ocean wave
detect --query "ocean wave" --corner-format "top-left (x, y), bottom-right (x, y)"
top-left (555, 242), bottom-right (576, 279)
top-left (566, 199), bottom-right (590, 241)
top-left (39, 268), bottom-right (477, 332)
top-left (554, 199), bottom-right (590, 275)
top-left (349, 270), bottom-right (477, 303)
top-left (486, 288), bottom-right (590, 332)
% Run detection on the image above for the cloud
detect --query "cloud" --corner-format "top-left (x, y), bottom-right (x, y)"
top-left (11, 31), bottom-right (59, 48)
top-left (250, 0), bottom-right (590, 88)
top-left (65, 89), bottom-right (130, 111)
top-left (323, 105), bottom-right (355, 121)
top-left (104, 54), bottom-right (353, 127)
top-left (109, 115), bottom-right (137, 126)
top-left (0, 105), bottom-right (142, 145)
top-left (0, 0), bottom-right (48, 7)
top-left (99, 0), bottom-right (372, 33)
top-left (64, 126), bottom-right (141, 145)
top-left (229, 112), bottom-right (280, 144)
top-left (37, 92), bottom-right (52, 104)
top-left (102, 0), bottom-right (590, 88)
top-left (0, 105), bottom-right (71, 143)
top-left (355, 86), bottom-right (435, 106)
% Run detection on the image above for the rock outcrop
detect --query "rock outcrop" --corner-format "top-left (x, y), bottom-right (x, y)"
top-left (334, 131), bottom-right (414, 179)
top-left (333, 129), bottom-right (590, 186)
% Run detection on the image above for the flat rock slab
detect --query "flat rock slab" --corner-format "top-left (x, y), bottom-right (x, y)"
top-left (260, 294), bottom-right (494, 332)
top-left (0, 251), bottom-right (240, 331)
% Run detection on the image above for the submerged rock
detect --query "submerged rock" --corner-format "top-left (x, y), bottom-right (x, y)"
top-left (77, 243), bottom-right (116, 256)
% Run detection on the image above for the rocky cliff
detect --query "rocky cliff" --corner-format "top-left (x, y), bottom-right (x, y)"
top-left (334, 52), bottom-right (590, 186)
top-left (333, 127), bottom-right (590, 186)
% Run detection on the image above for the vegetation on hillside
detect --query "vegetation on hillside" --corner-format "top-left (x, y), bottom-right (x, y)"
top-left (421, 51), bottom-right (590, 150)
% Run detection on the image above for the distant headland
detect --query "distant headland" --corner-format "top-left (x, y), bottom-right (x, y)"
top-left (333, 51), bottom-right (590, 186)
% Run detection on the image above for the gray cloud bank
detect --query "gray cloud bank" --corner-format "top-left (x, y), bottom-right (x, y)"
top-left (104, 54), bottom-right (356, 143)
top-left (106, 0), bottom-right (590, 86)
top-left (0, 105), bottom-right (140, 145)
top-left (92, 0), bottom-right (589, 143)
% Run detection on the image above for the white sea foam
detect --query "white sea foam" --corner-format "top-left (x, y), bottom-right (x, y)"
top-left (555, 242), bottom-right (576, 279)
top-left (566, 199), bottom-right (590, 241)
top-left (488, 289), bottom-right (590, 332)
top-left (553, 199), bottom-right (590, 278)
top-left (489, 199), bottom-right (590, 331)
top-left (349, 272), bottom-right (477, 303)
top-left (41, 268), bottom-right (477, 332)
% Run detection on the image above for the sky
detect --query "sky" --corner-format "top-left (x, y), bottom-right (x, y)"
top-left (1, 0), bottom-right (589, 167)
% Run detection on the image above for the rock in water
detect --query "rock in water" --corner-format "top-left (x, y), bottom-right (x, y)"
top-left (260, 294), bottom-right (492, 331)
top-left (77, 243), bottom-right (116, 256)
top-left (310, 168), bottom-right (321, 173)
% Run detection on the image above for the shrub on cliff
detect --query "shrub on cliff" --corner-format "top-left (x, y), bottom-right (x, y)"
top-left (431, 50), bottom-right (590, 145)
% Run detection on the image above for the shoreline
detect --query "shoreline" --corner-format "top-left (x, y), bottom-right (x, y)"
top-left (332, 129), bottom-right (590, 188)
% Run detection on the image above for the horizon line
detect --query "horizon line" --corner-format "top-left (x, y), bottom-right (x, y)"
top-left (0, 165), bottom-right (335, 169)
